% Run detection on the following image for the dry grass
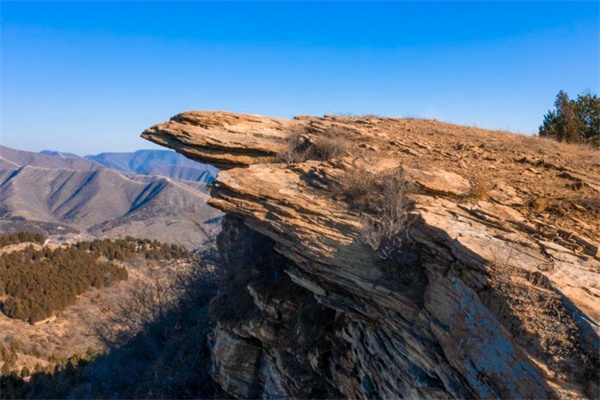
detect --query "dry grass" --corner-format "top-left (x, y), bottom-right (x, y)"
top-left (581, 194), bottom-right (600, 212)
top-left (331, 165), bottom-right (411, 259)
top-left (331, 112), bottom-right (381, 118)
top-left (482, 246), bottom-right (598, 385)
top-left (471, 179), bottom-right (492, 201)
top-left (359, 170), bottom-right (410, 259)
top-left (487, 271), bottom-right (596, 381)
top-left (279, 126), bottom-right (351, 163)
top-left (311, 130), bottom-right (350, 161)
top-left (278, 126), bottom-right (310, 164)
top-left (332, 166), bottom-right (378, 211)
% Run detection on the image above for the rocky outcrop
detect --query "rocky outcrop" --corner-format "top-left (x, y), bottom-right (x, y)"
top-left (143, 111), bottom-right (600, 399)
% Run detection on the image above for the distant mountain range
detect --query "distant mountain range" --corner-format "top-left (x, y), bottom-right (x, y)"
top-left (1, 146), bottom-right (100, 171)
top-left (38, 148), bottom-right (218, 183)
top-left (0, 146), bottom-right (221, 250)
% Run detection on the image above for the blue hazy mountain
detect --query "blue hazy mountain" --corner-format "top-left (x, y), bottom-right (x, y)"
top-left (39, 150), bottom-right (82, 159)
top-left (85, 150), bottom-right (218, 182)
top-left (0, 146), bottom-right (221, 249)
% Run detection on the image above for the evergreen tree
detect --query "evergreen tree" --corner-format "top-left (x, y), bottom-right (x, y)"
top-left (575, 91), bottom-right (600, 146)
top-left (539, 90), bottom-right (600, 147)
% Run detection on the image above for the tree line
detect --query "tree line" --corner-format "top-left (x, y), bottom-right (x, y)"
top-left (0, 232), bottom-right (46, 248)
top-left (0, 235), bottom-right (190, 324)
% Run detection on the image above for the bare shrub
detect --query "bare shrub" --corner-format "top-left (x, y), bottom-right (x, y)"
top-left (311, 128), bottom-right (350, 161)
top-left (86, 261), bottom-right (219, 399)
top-left (279, 126), bottom-right (310, 164)
top-left (94, 278), bottom-right (179, 347)
top-left (95, 264), bottom-right (217, 348)
top-left (279, 126), bottom-right (350, 163)
top-left (359, 171), bottom-right (410, 259)
top-left (332, 166), bottom-right (378, 210)
top-left (471, 179), bottom-right (492, 201)
top-left (332, 165), bottom-right (411, 258)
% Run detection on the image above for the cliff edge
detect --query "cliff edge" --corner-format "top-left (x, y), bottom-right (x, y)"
top-left (143, 111), bottom-right (600, 399)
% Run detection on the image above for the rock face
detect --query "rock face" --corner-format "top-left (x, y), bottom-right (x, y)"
top-left (143, 111), bottom-right (600, 399)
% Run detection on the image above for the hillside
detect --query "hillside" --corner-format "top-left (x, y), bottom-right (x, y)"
top-left (0, 236), bottom-right (199, 381)
top-left (0, 147), bottom-right (221, 249)
top-left (142, 111), bottom-right (600, 399)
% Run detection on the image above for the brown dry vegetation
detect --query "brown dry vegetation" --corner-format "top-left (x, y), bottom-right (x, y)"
top-left (279, 125), bottom-right (352, 163)
top-left (471, 178), bottom-right (492, 202)
top-left (0, 255), bottom-right (219, 399)
top-left (483, 264), bottom-right (598, 389)
top-left (324, 160), bottom-right (412, 259)
top-left (282, 115), bottom-right (600, 259)
top-left (292, 116), bottom-right (599, 243)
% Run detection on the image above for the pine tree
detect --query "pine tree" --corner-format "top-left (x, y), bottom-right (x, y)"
top-left (575, 91), bottom-right (600, 145)
top-left (555, 91), bottom-right (581, 143)
top-left (539, 90), bottom-right (599, 146)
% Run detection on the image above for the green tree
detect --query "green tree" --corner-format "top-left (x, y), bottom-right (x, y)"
top-left (574, 91), bottom-right (600, 146)
top-left (539, 90), bottom-right (600, 147)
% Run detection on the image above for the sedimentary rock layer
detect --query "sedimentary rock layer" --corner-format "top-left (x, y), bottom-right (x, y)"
top-left (143, 111), bottom-right (600, 399)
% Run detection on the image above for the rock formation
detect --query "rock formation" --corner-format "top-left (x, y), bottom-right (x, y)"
top-left (143, 111), bottom-right (600, 399)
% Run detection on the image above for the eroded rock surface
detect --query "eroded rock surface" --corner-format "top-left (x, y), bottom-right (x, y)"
top-left (144, 111), bottom-right (600, 399)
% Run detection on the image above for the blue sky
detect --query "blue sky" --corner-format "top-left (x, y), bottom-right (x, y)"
top-left (2, 1), bottom-right (598, 155)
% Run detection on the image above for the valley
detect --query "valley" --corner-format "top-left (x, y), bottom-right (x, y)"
top-left (0, 146), bottom-right (222, 250)
top-left (0, 147), bottom-right (222, 397)
top-left (0, 234), bottom-right (202, 378)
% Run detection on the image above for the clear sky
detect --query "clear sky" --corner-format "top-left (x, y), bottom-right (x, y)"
top-left (1, 1), bottom-right (598, 155)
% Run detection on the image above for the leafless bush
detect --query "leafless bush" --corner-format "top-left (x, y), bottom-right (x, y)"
top-left (279, 126), bottom-right (350, 163)
top-left (75, 260), bottom-right (220, 399)
top-left (94, 264), bottom-right (217, 348)
top-left (311, 129), bottom-right (350, 161)
top-left (332, 166), bottom-right (377, 210)
top-left (279, 126), bottom-right (310, 163)
top-left (332, 165), bottom-right (411, 258)
top-left (359, 171), bottom-right (410, 259)
top-left (471, 179), bottom-right (492, 201)
top-left (94, 278), bottom-right (182, 347)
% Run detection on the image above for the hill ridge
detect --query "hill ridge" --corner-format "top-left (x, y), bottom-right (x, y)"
top-left (0, 146), bottom-right (220, 249)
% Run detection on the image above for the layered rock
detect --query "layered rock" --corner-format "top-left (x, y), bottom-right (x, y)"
top-left (143, 111), bottom-right (600, 399)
